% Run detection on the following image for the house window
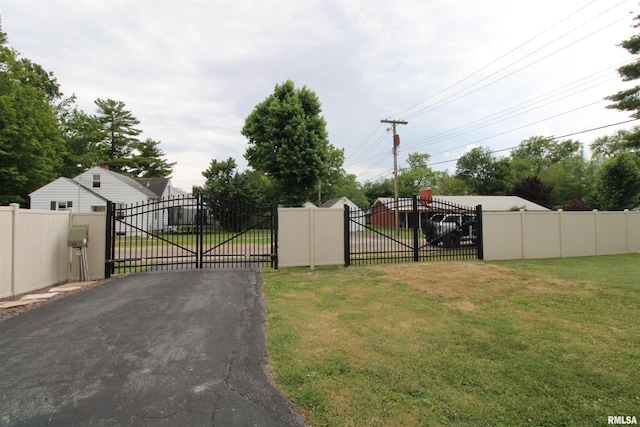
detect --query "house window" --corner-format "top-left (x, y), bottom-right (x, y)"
top-left (92, 174), bottom-right (101, 188)
top-left (116, 203), bottom-right (125, 219)
top-left (91, 205), bottom-right (106, 212)
top-left (51, 201), bottom-right (73, 211)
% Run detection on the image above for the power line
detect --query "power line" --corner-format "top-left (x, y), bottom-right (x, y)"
top-left (400, 73), bottom-right (620, 152)
top-left (402, 9), bottom-right (634, 122)
top-left (387, 0), bottom-right (602, 120)
top-left (424, 118), bottom-right (640, 168)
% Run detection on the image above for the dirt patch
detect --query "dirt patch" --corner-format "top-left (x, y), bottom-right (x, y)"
top-left (0, 278), bottom-right (114, 322)
top-left (371, 262), bottom-right (524, 300)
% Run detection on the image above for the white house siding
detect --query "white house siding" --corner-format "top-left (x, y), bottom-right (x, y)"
top-left (74, 167), bottom-right (156, 206)
top-left (75, 167), bottom-right (158, 236)
top-left (153, 184), bottom-right (190, 232)
top-left (29, 178), bottom-right (106, 212)
top-left (32, 167), bottom-right (189, 236)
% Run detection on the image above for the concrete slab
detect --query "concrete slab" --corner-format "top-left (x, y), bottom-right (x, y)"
top-left (0, 300), bottom-right (44, 309)
top-left (49, 286), bottom-right (82, 292)
top-left (58, 281), bottom-right (94, 289)
top-left (20, 293), bottom-right (59, 300)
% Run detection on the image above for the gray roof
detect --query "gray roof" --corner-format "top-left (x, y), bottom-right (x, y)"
top-left (98, 168), bottom-right (159, 198)
top-left (375, 196), bottom-right (549, 212)
top-left (134, 178), bottom-right (170, 198)
top-left (320, 198), bottom-right (345, 208)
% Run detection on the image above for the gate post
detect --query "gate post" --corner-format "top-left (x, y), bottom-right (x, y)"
top-left (197, 193), bottom-right (204, 269)
top-left (272, 201), bottom-right (279, 270)
top-left (344, 205), bottom-right (351, 267)
top-left (476, 204), bottom-right (484, 260)
top-left (412, 195), bottom-right (419, 262)
top-left (104, 201), bottom-right (113, 278)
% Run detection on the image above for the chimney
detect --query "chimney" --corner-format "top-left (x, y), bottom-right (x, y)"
top-left (101, 164), bottom-right (109, 170)
top-left (419, 187), bottom-right (433, 206)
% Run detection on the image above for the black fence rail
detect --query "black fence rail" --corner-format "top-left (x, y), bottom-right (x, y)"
top-left (345, 195), bottom-right (482, 266)
top-left (105, 195), bottom-right (277, 277)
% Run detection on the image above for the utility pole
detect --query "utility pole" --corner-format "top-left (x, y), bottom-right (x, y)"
top-left (380, 119), bottom-right (408, 236)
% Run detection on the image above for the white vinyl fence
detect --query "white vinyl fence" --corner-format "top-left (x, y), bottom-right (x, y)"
top-left (2, 205), bottom-right (638, 297)
top-left (278, 208), bottom-right (344, 268)
top-left (482, 209), bottom-right (640, 260)
top-left (0, 205), bottom-right (105, 298)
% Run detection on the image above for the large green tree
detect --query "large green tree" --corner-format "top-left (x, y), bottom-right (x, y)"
top-left (590, 127), bottom-right (640, 161)
top-left (606, 14), bottom-right (640, 117)
top-left (90, 98), bottom-right (174, 177)
top-left (456, 147), bottom-right (511, 195)
top-left (0, 29), bottom-right (66, 205)
top-left (201, 157), bottom-right (274, 205)
top-left (241, 80), bottom-right (335, 206)
top-left (508, 176), bottom-right (554, 208)
top-left (590, 152), bottom-right (640, 210)
top-left (59, 104), bottom-right (106, 177)
top-left (129, 138), bottom-right (176, 178)
top-left (362, 178), bottom-right (394, 206)
top-left (94, 98), bottom-right (142, 174)
top-left (322, 173), bottom-right (369, 209)
top-left (398, 152), bottom-right (438, 197)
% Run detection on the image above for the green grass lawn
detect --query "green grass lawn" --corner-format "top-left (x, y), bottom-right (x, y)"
top-left (263, 254), bottom-right (640, 426)
top-left (114, 228), bottom-right (272, 247)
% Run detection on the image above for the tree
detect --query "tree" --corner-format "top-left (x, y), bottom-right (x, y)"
top-left (129, 138), bottom-right (175, 178)
top-left (362, 178), bottom-right (394, 206)
top-left (94, 98), bottom-right (142, 174)
top-left (397, 152), bottom-right (438, 197)
top-left (590, 127), bottom-right (640, 162)
top-left (590, 152), bottom-right (640, 210)
top-left (541, 156), bottom-right (596, 208)
top-left (456, 147), bottom-right (511, 195)
top-left (92, 98), bottom-right (174, 178)
top-left (201, 157), bottom-right (274, 205)
top-left (434, 171), bottom-right (467, 196)
top-left (315, 144), bottom-right (346, 205)
top-left (59, 105), bottom-right (106, 177)
top-left (606, 14), bottom-right (640, 117)
top-left (323, 173), bottom-right (369, 209)
top-left (510, 136), bottom-right (582, 180)
top-left (0, 29), bottom-right (65, 205)
top-left (508, 176), bottom-right (554, 208)
top-left (242, 80), bottom-right (335, 206)
top-left (201, 157), bottom-right (275, 231)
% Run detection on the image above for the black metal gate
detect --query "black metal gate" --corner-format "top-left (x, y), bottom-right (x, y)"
top-left (105, 195), bottom-right (277, 277)
top-left (344, 195), bottom-right (482, 266)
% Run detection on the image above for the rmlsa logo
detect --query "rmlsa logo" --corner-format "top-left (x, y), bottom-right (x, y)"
top-left (608, 416), bottom-right (637, 425)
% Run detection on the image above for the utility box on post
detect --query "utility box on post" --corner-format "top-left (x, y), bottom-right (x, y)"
top-left (68, 227), bottom-right (88, 248)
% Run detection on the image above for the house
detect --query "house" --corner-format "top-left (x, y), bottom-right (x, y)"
top-left (30, 166), bottom-right (189, 234)
top-left (320, 197), bottom-right (365, 232)
top-left (29, 177), bottom-right (109, 212)
top-left (370, 194), bottom-right (550, 229)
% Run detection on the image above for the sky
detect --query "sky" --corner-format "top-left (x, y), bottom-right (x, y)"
top-left (0, 0), bottom-right (638, 192)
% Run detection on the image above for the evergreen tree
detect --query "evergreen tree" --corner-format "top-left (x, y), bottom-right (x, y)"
top-left (607, 14), bottom-right (640, 117)
top-left (129, 138), bottom-right (175, 178)
top-left (94, 98), bottom-right (142, 174)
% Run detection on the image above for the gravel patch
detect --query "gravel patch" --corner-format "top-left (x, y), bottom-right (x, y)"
top-left (0, 278), bottom-right (115, 322)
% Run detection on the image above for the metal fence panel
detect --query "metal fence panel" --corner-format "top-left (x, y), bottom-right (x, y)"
top-left (346, 195), bottom-right (482, 266)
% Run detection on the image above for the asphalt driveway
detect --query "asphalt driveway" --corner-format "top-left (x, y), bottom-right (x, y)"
top-left (0, 270), bottom-right (307, 426)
